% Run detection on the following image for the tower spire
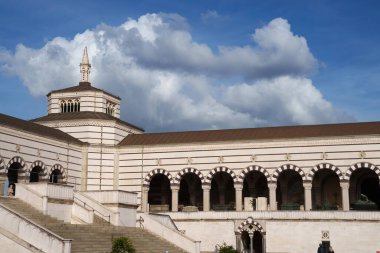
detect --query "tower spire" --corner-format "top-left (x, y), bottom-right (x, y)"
top-left (80, 47), bottom-right (91, 83)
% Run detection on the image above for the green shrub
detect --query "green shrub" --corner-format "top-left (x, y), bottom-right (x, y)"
top-left (218, 242), bottom-right (238, 253)
top-left (111, 237), bottom-right (135, 253)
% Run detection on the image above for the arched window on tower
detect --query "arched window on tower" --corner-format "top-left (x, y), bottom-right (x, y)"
top-left (106, 101), bottom-right (116, 116)
top-left (60, 99), bottom-right (80, 113)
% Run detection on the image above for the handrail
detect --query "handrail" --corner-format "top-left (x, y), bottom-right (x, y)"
top-left (148, 213), bottom-right (180, 231)
top-left (0, 202), bottom-right (72, 253)
top-left (73, 196), bottom-right (111, 223)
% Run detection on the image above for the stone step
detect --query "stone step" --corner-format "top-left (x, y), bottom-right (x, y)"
top-left (0, 197), bottom-right (187, 253)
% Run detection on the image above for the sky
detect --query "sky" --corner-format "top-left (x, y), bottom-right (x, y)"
top-left (0, 0), bottom-right (380, 132)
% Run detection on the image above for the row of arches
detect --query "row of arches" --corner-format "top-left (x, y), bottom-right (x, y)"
top-left (60, 99), bottom-right (80, 113)
top-left (0, 156), bottom-right (66, 185)
top-left (144, 163), bottom-right (380, 185)
top-left (143, 162), bottom-right (380, 212)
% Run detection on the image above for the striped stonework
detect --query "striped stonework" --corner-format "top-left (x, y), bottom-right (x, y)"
top-left (345, 162), bottom-right (380, 181)
top-left (173, 167), bottom-right (204, 185)
top-left (308, 163), bottom-right (344, 181)
top-left (205, 166), bottom-right (237, 184)
top-left (29, 160), bottom-right (48, 179)
top-left (49, 164), bottom-right (67, 181)
top-left (0, 156), bottom-right (4, 171)
top-left (237, 217), bottom-right (264, 234)
top-left (6, 156), bottom-right (26, 171)
top-left (238, 165), bottom-right (271, 183)
top-left (143, 168), bottom-right (173, 186)
top-left (272, 164), bottom-right (306, 182)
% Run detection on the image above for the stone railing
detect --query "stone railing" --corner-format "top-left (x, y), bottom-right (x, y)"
top-left (18, 182), bottom-right (74, 200)
top-left (74, 191), bottom-right (119, 225)
top-left (0, 203), bottom-right (72, 253)
top-left (72, 201), bottom-right (94, 224)
top-left (148, 213), bottom-right (179, 232)
top-left (82, 190), bottom-right (137, 206)
top-left (140, 213), bottom-right (201, 253)
top-left (15, 183), bottom-right (74, 216)
top-left (15, 183), bottom-right (45, 213)
top-left (168, 210), bottom-right (380, 221)
top-left (46, 183), bottom-right (74, 200)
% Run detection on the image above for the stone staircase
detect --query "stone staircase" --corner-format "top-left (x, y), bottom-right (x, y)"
top-left (0, 197), bottom-right (188, 253)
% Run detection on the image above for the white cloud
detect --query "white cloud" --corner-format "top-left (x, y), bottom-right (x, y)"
top-left (0, 13), bottom-right (351, 131)
top-left (201, 10), bottom-right (220, 23)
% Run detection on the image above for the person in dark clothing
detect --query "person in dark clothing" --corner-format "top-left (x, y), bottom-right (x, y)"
top-left (318, 243), bottom-right (326, 253)
top-left (328, 246), bottom-right (335, 253)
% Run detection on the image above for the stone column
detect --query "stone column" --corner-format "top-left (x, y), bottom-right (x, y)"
top-left (340, 181), bottom-right (350, 211)
top-left (202, 184), bottom-right (211, 211)
top-left (303, 182), bottom-right (312, 211)
top-left (235, 183), bottom-right (243, 211)
top-left (235, 232), bottom-right (241, 252)
top-left (141, 185), bottom-right (149, 212)
top-left (249, 233), bottom-right (254, 253)
top-left (262, 233), bottom-right (266, 253)
top-left (171, 185), bottom-right (180, 212)
top-left (268, 183), bottom-right (277, 211)
top-left (0, 175), bottom-right (6, 196)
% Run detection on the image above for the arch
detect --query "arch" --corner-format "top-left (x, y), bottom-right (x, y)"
top-left (308, 163), bottom-right (344, 181)
top-left (29, 160), bottom-right (48, 178)
top-left (237, 217), bottom-right (265, 234)
top-left (345, 162), bottom-right (380, 181)
top-left (49, 164), bottom-right (67, 181)
top-left (272, 164), bottom-right (306, 182)
top-left (174, 167), bottom-right (204, 185)
top-left (143, 168), bottom-right (173, 186)
top-left (238, 165), bottom-right (271, 183)
top-left (6, 156), bottom-right (26, 171)
top-left (205, 166), bottom-right (237, 184)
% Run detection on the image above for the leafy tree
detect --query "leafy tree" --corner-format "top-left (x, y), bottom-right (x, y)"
top-left (217, 242), bottom-right (238, 253)
top-left (111, 237), bottom-right (136, 253)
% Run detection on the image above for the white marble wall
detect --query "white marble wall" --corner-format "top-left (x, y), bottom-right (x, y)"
top-left (0, 125), bottom-right (82, 189)
top-left (119, 135), bottom-right (380, 207)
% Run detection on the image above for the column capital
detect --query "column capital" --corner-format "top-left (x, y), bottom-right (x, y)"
top-left (303, 182), bottom-right (312, 190)
top-left (340, 181), bottom-right (350, 189)
top-left (268, 182), bottom-right (277, 190)
top-left (234, 182), bottom-right (243, 190)
top-left (171, 185), bottom-right (180, 191)
top-left (202, 184), bottom-right (211, 190)
top-left (142, 185), bottom-right (149, 191)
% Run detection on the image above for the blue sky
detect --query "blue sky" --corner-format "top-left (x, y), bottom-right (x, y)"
top-left (0, 0), bottom-right (380, 132)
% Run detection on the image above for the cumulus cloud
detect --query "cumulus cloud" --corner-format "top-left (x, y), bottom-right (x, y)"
top-left (0, 13), bottom-right (351, 131)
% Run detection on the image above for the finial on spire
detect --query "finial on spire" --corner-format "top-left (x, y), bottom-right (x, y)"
top-left (80, 47), bottom-right (91, 83)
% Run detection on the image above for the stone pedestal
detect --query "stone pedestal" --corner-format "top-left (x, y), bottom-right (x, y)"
top-left (256, 197), bottom-right (268, 211)
top-left (244, 197), bottom-right (254, 211)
